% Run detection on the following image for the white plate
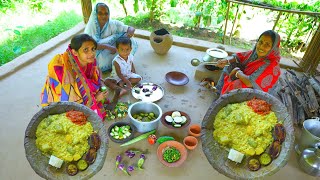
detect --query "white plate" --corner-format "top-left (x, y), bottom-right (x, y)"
top-left (206, 48), bottom-right (228, 59)
top-left (131, 82), bottom-right (164, 102)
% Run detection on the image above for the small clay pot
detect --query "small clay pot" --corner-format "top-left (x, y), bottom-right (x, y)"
top-left (183, 136), bottom-right (198, 150)
top-left (188, 124), bottom-right (201, 137)
top-left (157, 140), bottom-right (187, 167)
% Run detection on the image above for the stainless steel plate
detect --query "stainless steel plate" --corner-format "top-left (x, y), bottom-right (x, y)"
top-left (131, 82), bottom-right (164, 102)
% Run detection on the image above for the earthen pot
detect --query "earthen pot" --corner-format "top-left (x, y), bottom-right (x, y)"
top-left (157, 140), bottom-right (187, 167)
top-left (183, 136), bottom-right (198, 150)
top-left (188, 124), bottom-right (201, 137)
top-left (150, 28), bottom-right (173, 55)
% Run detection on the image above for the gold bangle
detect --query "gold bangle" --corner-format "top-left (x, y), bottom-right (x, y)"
top-left (235, 71), bottom-right (241, 78)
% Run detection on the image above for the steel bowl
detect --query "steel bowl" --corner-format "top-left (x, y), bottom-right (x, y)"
top-left (128, 101), bottom-right (162, 133)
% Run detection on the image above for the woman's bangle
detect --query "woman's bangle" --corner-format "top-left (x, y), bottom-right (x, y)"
top-left (235, 71), bottom-right (241, 78)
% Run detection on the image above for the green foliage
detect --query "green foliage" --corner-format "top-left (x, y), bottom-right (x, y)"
top-left (261, 0), bottom-right (320, 12)
top-left (27, 0), bottom-right (45, 12)
top-left (133, 0), bottom-right (139, 13)
top-left (170, 0), bottom-right (178, 7)
top-left (0, 0), bottom-right (18, 13)
top-left (118, 13), bottom-right (150, 26)
top-left (0, 11), bottom-right (82, 66)
top-left (128, 0), bottom-right (168, 21)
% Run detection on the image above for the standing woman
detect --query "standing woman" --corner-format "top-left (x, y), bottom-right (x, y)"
top-left (40, 34), bottom-right (110, 120)
top-left (216, 30), bottom-right (281, 95)
top-left (85, 2), bottom-right (138, 72)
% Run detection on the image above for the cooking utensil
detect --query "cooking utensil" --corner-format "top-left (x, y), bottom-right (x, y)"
top-left (107, 121), bottom-right (136, 144)
top-left (295, 117), bottom-right (320, 155)
top-left (165, 71), bottom-right (189, 86)
top-left (128, 101), bottom-right (162, 133)
top-left (161, 110), bottom-right (191, 129)
top-left (157, 140), bottom-right (188, 167)
top-left (201, 88), bottom-right (294, 180)
top-left (191, 47), bottom-right (229, 67)
top-left (131, 82), bottom-right (164, 102)
top-left (191, 58), bottom-right (219, 66)
top-left (298, 142), bottom-right (320, 176)
top-left (206, 48), bottom-right (228, 59)
top-left (24, 102), bottom-right (108, 180)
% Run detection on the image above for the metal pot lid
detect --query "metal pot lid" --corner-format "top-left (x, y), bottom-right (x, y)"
top-left (206, 48), bottom-right (228, 59)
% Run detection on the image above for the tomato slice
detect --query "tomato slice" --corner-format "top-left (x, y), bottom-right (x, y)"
top-left (148, 134), bottom-right (157, 145)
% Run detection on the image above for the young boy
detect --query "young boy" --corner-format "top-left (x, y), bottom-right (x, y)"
top-left (104, 37), bottom-right (142, 96)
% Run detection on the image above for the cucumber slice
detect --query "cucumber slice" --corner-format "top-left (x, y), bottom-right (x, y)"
top-left (259, 153), bottom-right (272, 165)
top-left (77, 160), bottom-right (88, 171)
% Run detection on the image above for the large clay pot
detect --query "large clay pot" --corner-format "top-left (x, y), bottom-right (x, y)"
top-left (150, 28), bottom-right (173, 55)
top-left (24, 102), bottom-right (108, 180)
top-left (201, 88), bottom-right (294, 180)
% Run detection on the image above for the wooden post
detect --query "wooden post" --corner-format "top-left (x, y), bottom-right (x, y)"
top-left (229, 4), bottom-right (240, 44)
top-left (81, 0), bottom-right (92, 24)
top-left (223, 1), bottom-right (231, 44)
top-left (273, 0), bottom-right (286, 30)
top-left (272, 12), bottom-right (282, 30)
top-left (300, 24), bottom-right (320, 75)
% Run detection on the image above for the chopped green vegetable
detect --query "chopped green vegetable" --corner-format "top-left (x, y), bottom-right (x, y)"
top-left (120, 130), bottom-right (156, 147)
top-left (132, 111), bottom-right (157, 122)
top-left (105, 102), bottom-right (129, 121)
top-left (163, 147), bottom-right (181, 163)
top-left (110, 125), bottom-right (131, 140)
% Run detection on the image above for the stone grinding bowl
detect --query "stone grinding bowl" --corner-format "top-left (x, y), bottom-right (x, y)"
top-left (24, 102), bottom-right (108, 180)
top-left (201, 88), bottom-right (294, 179)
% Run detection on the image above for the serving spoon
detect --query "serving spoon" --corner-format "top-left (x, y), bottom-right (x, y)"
top-left (190, 58), bottom-right (228, 67)
top-left (190, 58), bottom-right (217, 66)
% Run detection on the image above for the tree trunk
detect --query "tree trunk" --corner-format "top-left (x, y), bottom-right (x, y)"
top-left (121, 3), bottom-right (128, 16)
top-left (149, 0), bottom-right (157, 22)
top-left (300, 24), bottom-right (320, 75)
top-left (229, 4), bottom-right (240, 44)
top-left (81, 0), bottom-right (92, 24)
top-left (222, 1), bottom-right (231, 44)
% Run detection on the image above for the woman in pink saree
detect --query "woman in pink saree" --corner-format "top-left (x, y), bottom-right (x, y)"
top-left (216, 30), bottom-right (281, 95)
top-left (40, 34), bottom-right (110, 120)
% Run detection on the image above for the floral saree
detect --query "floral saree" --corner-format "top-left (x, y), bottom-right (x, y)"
top-left (221, 31), bottom-right (281, 95)
top-left (40, 46), bottom-right (106, 120)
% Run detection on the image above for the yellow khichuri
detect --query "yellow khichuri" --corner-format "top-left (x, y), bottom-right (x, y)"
top-left (36, 113), bottom-right (93, 162)
top-left (213, 102), bottom-right (277, 156)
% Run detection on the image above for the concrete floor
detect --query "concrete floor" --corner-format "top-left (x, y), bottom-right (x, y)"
top-left (0, 25), bottom-right (318, 180)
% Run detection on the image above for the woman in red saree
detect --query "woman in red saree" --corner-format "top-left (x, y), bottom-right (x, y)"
top-left (40, 34), bottom-right (110, 120)
top-left (216, 30), bottom-right (281, 95)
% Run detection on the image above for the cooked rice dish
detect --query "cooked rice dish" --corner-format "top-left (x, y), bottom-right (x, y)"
top-left (36, 113), bottom-right (93, 162)
top-left (213, 102), bottom-right (277, 156)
